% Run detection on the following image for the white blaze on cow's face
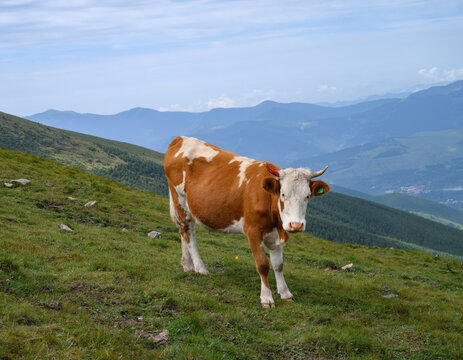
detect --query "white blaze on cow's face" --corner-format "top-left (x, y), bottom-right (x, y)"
top-left (277, 169), bottom-right (312, 232)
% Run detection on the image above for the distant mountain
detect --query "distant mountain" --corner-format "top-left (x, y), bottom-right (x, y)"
top-left (27, 98), bottom-right (400, 164)
top-left (192, 81), bottom-right (463, 164)
top-left (27, 81), bottom-right (463, 167)
top-left (0, 111), bottom-right (167, 195)
top-left (316, 81), bottom-right (451, 107)
top-left (294, 128), bottom-right (463, 210)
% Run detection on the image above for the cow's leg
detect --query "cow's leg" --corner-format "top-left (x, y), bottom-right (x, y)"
top-left (247, 231), bottom-right (275, 308)
top-left (179, 227), bottom-right (194, 272)
top-left (182, 223), bottom-right (209, 275)
top-left (269, 245), bottom-right (293, 301)
top-left (169, 188), bottom-right (208, 275)
top-left (169, 189), bottom-right (194, 272)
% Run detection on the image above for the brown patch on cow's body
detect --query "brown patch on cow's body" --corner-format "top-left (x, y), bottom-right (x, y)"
top-left (165, 136), bottom-right (282, 233)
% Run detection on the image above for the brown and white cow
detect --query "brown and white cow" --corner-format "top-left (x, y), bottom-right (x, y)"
top-left (164, 136), bottom-right (329, 308)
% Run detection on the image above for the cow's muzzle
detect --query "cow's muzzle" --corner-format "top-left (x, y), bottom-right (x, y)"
top-left (289, 222), bottom-right (304, 232)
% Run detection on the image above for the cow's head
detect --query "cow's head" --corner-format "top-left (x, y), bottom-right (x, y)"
top-left (263, 164), bottom-right (330, 233)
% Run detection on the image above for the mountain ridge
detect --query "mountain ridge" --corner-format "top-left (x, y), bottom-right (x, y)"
top-left (27, 81), bottom-right (463, 170)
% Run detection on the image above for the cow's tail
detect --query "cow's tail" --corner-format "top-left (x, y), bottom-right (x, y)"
top-left (169, 189), bottom-right (182, 227)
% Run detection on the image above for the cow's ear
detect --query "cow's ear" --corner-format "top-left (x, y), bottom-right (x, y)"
top-left (310, 180), bottom-right (330, 197)
top-left (263, 177), bottom-right (280, 195)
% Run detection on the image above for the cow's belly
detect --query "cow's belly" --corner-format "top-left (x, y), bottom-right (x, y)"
top-left (184, 167), bottom-right (245, 234)
top-left (193, 214), bottom-right (245, 234)
top-left (187, 194), bottom-right (245, 234)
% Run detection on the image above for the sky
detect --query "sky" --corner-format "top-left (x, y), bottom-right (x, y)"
top-left (1, 0), bottom-right (463, 116)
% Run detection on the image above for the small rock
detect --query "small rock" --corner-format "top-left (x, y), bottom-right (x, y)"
top-left (152, 329), bottom-right (169, 346)
top-left (11, 179), bottom-right (31, 185)
top-left (84, 200), bottom-right (97, 207)
top-left (341, 263), bottom-right (354, 270)
top-left (4, 183), bottom-right (13, 188)
top-left (60, 224), bottom-right (73, 232)
top-left (68, 197), bottom-right (77, 201)
top-left (148, 230), bottom-right (162, 239)
top-left (122, 228), bottom-right (128, 232)
top-left (382, 293), bottom-right (398, 299)
top-left (46, 183), bottom-right (53, 187)
top-left (137, 329), bottom-right (169, 347)
top-left (367, 273), bottom-right (380, 278)
top-left (137, 316), bottom-right (143, 321)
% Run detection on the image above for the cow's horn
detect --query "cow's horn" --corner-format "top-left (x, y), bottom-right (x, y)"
top-left (266, 163), bottom-right (280, 177)
top-left (310, 166), bottom-right (328, 178)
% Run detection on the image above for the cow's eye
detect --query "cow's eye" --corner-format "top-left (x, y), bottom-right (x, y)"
top-left (281, 194), bottom-right (286, 200)
top-left (306, 195), bottom-right (310, 200)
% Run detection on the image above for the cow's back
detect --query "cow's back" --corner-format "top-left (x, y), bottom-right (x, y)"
top-left (165, 136), bottom-right (253, 231)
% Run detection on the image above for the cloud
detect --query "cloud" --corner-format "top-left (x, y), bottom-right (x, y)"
top-left (2, 0), bottom-right (460, 50)
top-left (418, 67), bottom-right (463, 82)
top-left (243, 89), bottom-right (276, 103)
top-left (0, 1), bottom-right (326, 49)
top-left (205, 96), bottom-right (236, 110)
top-left (442, 186), bottom-right (463, 191)
top-left (317, 85), bottom-right (342, 93)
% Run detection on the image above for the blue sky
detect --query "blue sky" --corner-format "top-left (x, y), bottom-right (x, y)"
top-left (1, 0), bottom-right (463, 115)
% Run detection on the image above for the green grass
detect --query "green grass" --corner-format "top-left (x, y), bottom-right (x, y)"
top-left (1, 147), bottom-right (463, 359)
top-left (0, 111), bottom-right (167, 195)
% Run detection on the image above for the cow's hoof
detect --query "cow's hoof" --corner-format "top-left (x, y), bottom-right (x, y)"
top-left (282, 297), bottom-right (294, 302)
top-left (261, 302), bottom-right (275, 308)
top-left (197, 268), bottom-right (210, 276)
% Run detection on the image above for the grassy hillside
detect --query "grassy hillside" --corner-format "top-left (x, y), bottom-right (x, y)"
top-left (0, 111), bottom-right (167, 195)
top-left (1, 147), bottom-right (463, 359)
top-left (373, 193), bottom-right (463, 230)
top-left (307, 193), bottom-right (463, 260)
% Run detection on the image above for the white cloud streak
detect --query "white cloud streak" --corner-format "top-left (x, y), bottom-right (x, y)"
top-left (318, 85), bottom-right (342, 93)
top-left (1, 0), bottom-right (460, 49)
top-left (418, 67), bottom-right (463, 82)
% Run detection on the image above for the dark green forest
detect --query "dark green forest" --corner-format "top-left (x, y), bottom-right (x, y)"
top-left (307, 192), bottom-right (463, 257)
top-left (92, 144), bottom-right (168, 195)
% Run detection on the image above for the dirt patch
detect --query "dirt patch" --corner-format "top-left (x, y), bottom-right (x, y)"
top-left (66, 282), bottom-right (90, 293)
top-left (33, 298), bottom-right (63, 311)
top-left (35, 200), bottom-right (66, 212)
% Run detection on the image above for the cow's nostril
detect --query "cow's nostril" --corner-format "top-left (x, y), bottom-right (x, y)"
top-left (289, 222), bottom-right (304, 231)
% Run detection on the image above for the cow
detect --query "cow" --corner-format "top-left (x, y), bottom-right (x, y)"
top-left (164, 136), bottom-right (330, 308)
